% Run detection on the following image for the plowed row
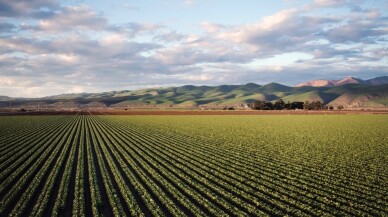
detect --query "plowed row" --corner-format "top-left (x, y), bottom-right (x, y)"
top-left (0, 115), bottom-right (387, 216)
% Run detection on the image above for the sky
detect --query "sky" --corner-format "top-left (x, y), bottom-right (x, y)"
top-left (0, 0), bottom-right (387, 97)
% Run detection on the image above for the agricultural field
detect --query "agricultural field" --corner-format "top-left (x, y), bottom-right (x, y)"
top-left (0, 114), bottom-right (387, 216)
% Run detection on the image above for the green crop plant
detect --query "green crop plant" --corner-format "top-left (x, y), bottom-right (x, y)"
top-left (0, 115), bottom-right (386, 216)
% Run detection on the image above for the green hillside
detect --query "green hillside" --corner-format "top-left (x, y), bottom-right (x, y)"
top-left (2, 83), bottom-right (388, 109)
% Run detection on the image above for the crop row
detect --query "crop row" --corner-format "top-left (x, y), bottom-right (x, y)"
top-left (0, 115), bottom-right (386, 216)
top-left (100, 116), bottom-right (387, 216)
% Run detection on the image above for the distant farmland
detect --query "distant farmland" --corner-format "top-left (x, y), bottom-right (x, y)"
top-left (0, 115), bottom-right (387, 216)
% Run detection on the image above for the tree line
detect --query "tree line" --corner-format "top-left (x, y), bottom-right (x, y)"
top-left (251, 99), bottom-right (343, 110)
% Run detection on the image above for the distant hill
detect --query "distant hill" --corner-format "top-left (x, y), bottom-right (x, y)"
top-left (0, 96), bottom-right (13, 101)
top-left (295, 76), bottom-right (388, 87)
top-left (367, 76), bottom-right (388, 85)
top-left (1, 76), bottom-right (388, 109)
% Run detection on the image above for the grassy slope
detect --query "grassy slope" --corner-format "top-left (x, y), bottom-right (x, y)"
top-left (4, 83), bottom-right (388, 107)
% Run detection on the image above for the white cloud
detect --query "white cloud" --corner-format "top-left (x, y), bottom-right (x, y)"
top-left (200, 22), bottom-right (227, 33)
top-left (36, 6), bottom-right (108, 31)
top-left (154, 31), bottom-right (185, 42)
top-left (0, 0), bottom-right (387, 97)
top-left (0, 76), bottom-right (15, 86)
top-left (66, 86), bottom-right (85, 94)
top-left (261, 8), bottom-right (300, 30)
top-left (313, 0), bottom-right (346, 7)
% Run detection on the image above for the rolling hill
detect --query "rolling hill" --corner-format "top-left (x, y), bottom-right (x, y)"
top-left (295, 76), bottom-right (388, 87)
top-left (1, 77), bottom-right (388, 109)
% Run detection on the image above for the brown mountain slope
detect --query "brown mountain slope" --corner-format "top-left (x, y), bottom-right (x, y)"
top-left (295, 76), bottom-right (388, 87)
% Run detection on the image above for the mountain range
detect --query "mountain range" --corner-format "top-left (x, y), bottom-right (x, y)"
top-left (295, 76), bottom-right (388, 87)
top-left (1, 76), bottom-right (387, 109)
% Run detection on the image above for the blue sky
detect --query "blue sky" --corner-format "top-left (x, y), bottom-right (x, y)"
top-left (0, 0), bottom-right (387, 97)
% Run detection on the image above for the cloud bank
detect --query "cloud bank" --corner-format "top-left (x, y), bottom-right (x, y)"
top-left (0, 0), bottom-right (387, 97)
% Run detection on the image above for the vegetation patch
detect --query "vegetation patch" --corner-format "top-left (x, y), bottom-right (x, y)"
top-left (0, 115), bottom-right (387, 216)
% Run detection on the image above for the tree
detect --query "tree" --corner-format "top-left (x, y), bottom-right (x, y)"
top-left (303, 101), bottom-right (323, 110)
top-left (312, 101), bottom-right (323, 110)
top-left (252, 100), bottom-right (266, 110)
top-left (253, 100), bottom-right (305, 110)
top-left (304, 101), bottom-right (309, 110)
top-left (291, 102), bottom-right (304, 110)
top-left (274, 99), bottom-right (285, 110)
top-left (285, 101), bottom-right (292, 110)
top-left (337, 105), bottom-right (344, 110)
top-left (264, 102), bottom-right (274, 110)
